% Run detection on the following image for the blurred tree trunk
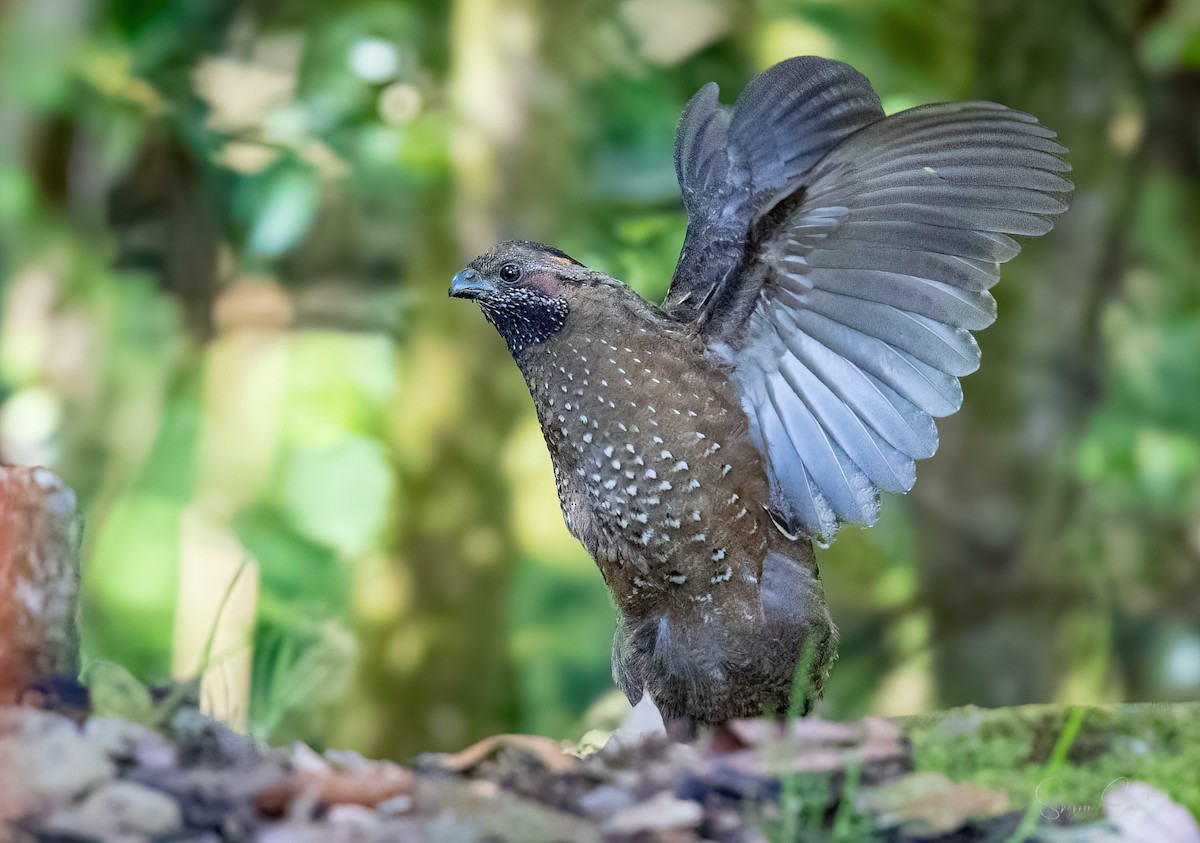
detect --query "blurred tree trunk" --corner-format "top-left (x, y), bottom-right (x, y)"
top-left (107, 138), bottom-right (222, 339)
top-left (359, 0), bottom-right (547, 757)
top-left (0, 467), bottom-right (81, 704)
top-left (909, 0), bottom-right (1146, 707)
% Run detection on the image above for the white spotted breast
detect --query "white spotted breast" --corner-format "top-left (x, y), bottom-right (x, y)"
top-left (523, 321), bottom-right (773, 611)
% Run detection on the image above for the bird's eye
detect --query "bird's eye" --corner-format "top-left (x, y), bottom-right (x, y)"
top-left (498, 263), bottom-right (522, 283)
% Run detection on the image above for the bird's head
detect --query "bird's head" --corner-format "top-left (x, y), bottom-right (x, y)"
top-left (450, 240), bottom-right (590, 356)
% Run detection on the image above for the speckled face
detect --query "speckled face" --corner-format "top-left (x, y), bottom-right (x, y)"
top-left (450, 241), bottom-right (578, 357)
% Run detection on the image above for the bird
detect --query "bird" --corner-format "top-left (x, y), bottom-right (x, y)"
top-left (449, 56), bottom-right (1071, 738)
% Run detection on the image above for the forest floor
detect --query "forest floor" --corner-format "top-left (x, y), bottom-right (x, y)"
top-left (2, 697), bottom-right (1197, 843)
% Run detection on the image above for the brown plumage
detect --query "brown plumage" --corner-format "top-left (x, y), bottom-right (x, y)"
top-left (450, 57), bottom-right (1070, 735)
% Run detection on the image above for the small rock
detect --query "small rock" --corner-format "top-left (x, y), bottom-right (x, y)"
top-left (43, 780), bottom-right (182, 838)
top-left (376, 794), bottom-right (414, 816)
top-left (602, 790), bottom-right (703, 836)
top-left (324, 747), bottom-right (374, 771)
top-left (171, 708), bottom-right (268, 769)
top-left (676, 762), bottom-right (779, 806)
top-left (424, 812), bottom-right (485, 843)
top-left (577, 785), bottom-right (635, 818)
top-left (85, 716), bottom-right (177, 770)
top-left (418, 777), bottom-right (601, 843)
top-left (257, 821), bottom-right (338, 843)
top-left (1104, 780), bottom-right (1200, 843)
top-left (608, 770), bottom-right (642, 792)
top-left (133, 763), bottom-right (287, 837)
top-left (292, 741), bottom-right (332, 775)
top-left (0, 707), bottom-right (115, 821)
top-left (705, 714), bottom-right (910, 788)
top-left (1036, 821), bottom-right (1129, 842)
top-left (470, 779), bottom-right (501, 799)
top-left (327, 803), bottom-right (382, 829)
top-left (706, 805), bottom-right (759, 841)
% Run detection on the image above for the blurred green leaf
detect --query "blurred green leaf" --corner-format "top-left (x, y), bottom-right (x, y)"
top-left (282, 435), bottom-right (395, 557)
top-left (248, 617), bottom-right (358, 742)
top-left (244, 164), bottom-right (321, 258)
top-left (83, 660), bottom-right (155, 725)
top-left (234, 503), bottom-right (346, 610)
top-left (0, 168), bottom-right (35, 220)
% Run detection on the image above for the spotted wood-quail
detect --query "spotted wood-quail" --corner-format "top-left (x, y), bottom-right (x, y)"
top-left (450, 56), bottom-right (1071, 735)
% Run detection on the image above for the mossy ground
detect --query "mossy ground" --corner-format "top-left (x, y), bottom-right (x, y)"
top-left (904, 702), bottom-right (1200, 824)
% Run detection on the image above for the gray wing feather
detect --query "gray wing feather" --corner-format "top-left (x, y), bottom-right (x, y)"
top-left (805, 290), bottom-right (982, 375)
top-left (796, 305), bottom-right (964, 420)
top-left (722, 97), bottom-right (1069, 540)
top-left (779, 333), bottom-right (916, 493)
top-left (663, 59), bottom-right (1070, 540)
top-left (725, 58), bottom-right (886, 204)
top-left (665, 58), bottom-right (884, 321)
top-left (674, 82), bottom-right (732, 220)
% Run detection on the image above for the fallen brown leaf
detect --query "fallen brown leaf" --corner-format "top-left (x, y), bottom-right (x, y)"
top-left (256, 746), bottom-right (416, 815)
top-left (857, 771), bottom-right (1010, 836)
top-left (426, 733), bottom-right (579, 776)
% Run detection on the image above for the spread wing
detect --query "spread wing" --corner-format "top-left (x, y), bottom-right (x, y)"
top-left (664, 58), bottom-right (1072, 541)
top-left (665, 57), bottom-right (885, 324)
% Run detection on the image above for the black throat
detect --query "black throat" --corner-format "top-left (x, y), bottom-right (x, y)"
top-left (479, 289), bottom-right (569, 358)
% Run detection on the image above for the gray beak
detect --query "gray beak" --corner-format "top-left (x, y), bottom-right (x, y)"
top-left (449, 268), bottom-right (495, 300)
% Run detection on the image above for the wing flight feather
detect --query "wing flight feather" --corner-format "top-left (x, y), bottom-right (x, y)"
top-left (665, 61), bottom-right (1071, 540)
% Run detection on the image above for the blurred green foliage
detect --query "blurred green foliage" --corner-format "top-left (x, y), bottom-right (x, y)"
top-left (0, 0), bottom-right (1198, 760)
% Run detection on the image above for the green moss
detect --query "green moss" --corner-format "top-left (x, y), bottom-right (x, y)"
top-left (903, 703), bottom-right (1200, 824)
